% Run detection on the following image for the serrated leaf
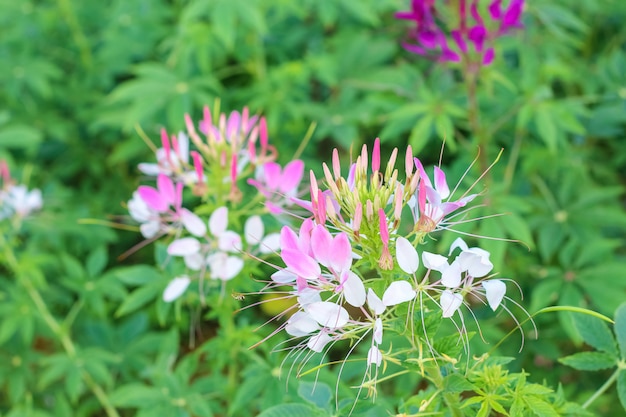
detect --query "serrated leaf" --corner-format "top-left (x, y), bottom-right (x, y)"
top-left (443, 373), bottom-right (475, 393)
top-left (615, 303), bottom-right (626, 359)
top-left (524, 396), bottom-right (559, 417)
top-left (257, 403), bottom-right (327, 417)
top-left (558, 352), bottom-right (616, 371)
top-left (572, 313), bottom-right (617, 356)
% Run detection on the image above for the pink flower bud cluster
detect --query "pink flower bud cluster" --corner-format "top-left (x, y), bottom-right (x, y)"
top-left (262, 139), bottom-right (518, 383)
top-left (126, 106), bottom-right (305, 303)
top-left (396, 0), bottom-right (524, 65)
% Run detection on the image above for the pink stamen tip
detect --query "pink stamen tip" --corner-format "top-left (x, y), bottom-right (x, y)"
top-left (230, 153), bottom-right (238, 183)
top-left (203, 106), bottom-right (212, 129)
top-left (160, 129), bottom-right (171, 158)
top-left (378, 208), bottom-right (389, 245)
top-left (260, 117), bottom-right (268, 153)
top-left (372, 137), bottom-right (381, 173)
top-left (184, 114), bottom-right (196, 135)
top-left (405, 145), bottom-right (414, 177)
top-left (332, 148), bottom-right (341, 180)
top-left (191, 151), bottom-right (204, 182)
top-left (171, 134), bottom-right (180, 158)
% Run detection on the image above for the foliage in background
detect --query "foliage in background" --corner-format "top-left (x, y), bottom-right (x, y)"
top-left (1, 0), bottom-right (625, 415)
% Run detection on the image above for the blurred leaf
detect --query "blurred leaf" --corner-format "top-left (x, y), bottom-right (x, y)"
top-left (618, 370), bottom-right (626, 412)
top-left (257, 403), bottom-right (328, 417)
top-left (558, 352), bottom-right (616, 371)
top-left (297, 381), bottom-right (332, 410)
top-left (615, 303), bottom-right (626, 359)
top-left (115, 281), bottom-right (162, 317)
top-left (573, 313), bottom-right (618, 356)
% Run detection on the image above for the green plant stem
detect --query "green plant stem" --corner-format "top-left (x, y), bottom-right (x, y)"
top-left (1, 234), bottom-right (119, 417)
top-left (465, 67), bottom-right (491, 185)
top-left (582, 367), bottom-right (620, 409)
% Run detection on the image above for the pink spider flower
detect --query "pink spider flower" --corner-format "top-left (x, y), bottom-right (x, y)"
top-left (396, 0), bottom-right (525, 66)
top-left (248, 160), bottom-right (305, 214)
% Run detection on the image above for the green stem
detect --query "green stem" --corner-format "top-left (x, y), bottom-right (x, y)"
top-left (582, 367), bottom-right (620, 409)
top-left (464, 65), bottom-right (492, 186)
top-left (1, 234), bottom-right (119, 417)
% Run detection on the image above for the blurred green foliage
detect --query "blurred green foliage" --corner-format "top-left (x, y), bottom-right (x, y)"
top-left (1, 0), bottom-right (625, 415)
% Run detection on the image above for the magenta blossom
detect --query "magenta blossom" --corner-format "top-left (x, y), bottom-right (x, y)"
top-left (248, 160), bottom-right (305, 214)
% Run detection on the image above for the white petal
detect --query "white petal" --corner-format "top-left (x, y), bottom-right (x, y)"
top-left (395, 237), bottom-right (419, 274)
top-left (181, 208), bottom-right (207, 237)
top-left (306, 301), bottom-right (349, 329)
top-left (137, 162), bottom-right (161, 176)
top-left (140, 221), bottom-right (160, 239)
top-left (168, 238), bottom-right (201, 256)
top-left (163, 276), bottom-right (191, 302)
top-left (367, 289), bottom-right (386, 315)
top-left (422, 252), bottom-right (449, 272)
top-left (373, 318), bottom-right (383, 345)
top-left (184, 253), bottom-right (205, 271)
top-left (209, 206), bottom-right (228, 236)
top-left (221, 256), bottom-right (244, 280)
top-left (441, 260), bottom-right (462, 288)
top-left (260, 233), bottom-right (281, 254)
top-left (297, 288), bottom-right (322, 306)
top-left (218, 230), bottom-right (242, 252)
top-left (342, 271), bottom-right (366, 307)
top-left (307, 332), bottom-right (333, 353)
top-left (482, 279), bottom-right (506, 311)
top-left (271, 270), bottom-right (297, 283)
top-left (448, 237), bottom-right (468, 255)
top-left (382, 281), bottom-right (416, 306)
top-left (367, 345), bottom-right (382, 367)
top-left (285, 311), bottom-right (320, 337)
top-left (207, 252), bottom-right (243, 281)
top-left (440, 290), bottom-right (463, 318)
top-left (244, 215), bottom-right (265, 245)
top-left (459, 248), bottom-right (493, 277)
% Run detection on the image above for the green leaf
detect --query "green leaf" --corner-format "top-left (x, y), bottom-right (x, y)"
top-left (110, 384), bottom-right (164, 407)
top-left (443, 373), bottom-right (475, 393)
top-left (615, 303), bottom-right (626, 359)
top-left (114, 265), bottom-right (162, 286)
top-left (86, 246), bottom-right (108, 277)
top-left (572, 313), bottom-right (618, 356)
top-left (535, 106), bottom-right (559, 151)
top-left (297, 381), bottom-right (332, 409)
top-left (115, 282), bottom-right (161, 317)
top-left (0, 125), bottom-right (43, 151)
top-left (558, 352), bottom-right (616, 371)
top-left (524, 396), bottom-right (559, 417)
top-left (256, 403), bottom-right (327, 417)
top-left (618, 370), bottom-right (626, 412)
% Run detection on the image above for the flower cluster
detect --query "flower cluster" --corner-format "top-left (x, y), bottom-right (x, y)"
top-left (127, 106), bottom-right (304, 302)
top-left (396, 0), bottom-right (524, 65)
top-left (263, 139), bottom-right (519, 384)
top-left (0, 161), bottom-right (42, 221)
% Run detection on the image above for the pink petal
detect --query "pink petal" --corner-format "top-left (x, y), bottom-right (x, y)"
top-left (280, 226), bottom-right (299, 251)
top-left (279, 160), bottom-right (304, 195)
top-left (433, 166), bottom-right (450, 199)
top-left (263, 162), bottom-right (282, 191)
top-left (138, 186), bottom-right (168, 212)
top-left (281, 248), bottom-right (320, 280)
top-left (311, 225), bottom-right (334, 268)
top-left (329, 233), bottom-right (352, 272)
top-left (157, 174), bottom-right (176, 206)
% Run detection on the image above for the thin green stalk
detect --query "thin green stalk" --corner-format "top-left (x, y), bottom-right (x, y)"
top-left (582, 367), bottom-right (620, 409)
top-left (464, 65), bottom-right (492, 186)
top-left (1, 234), bottom-right (119, 417)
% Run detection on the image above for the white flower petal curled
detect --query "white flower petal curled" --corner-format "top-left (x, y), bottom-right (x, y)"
top-left (209, 206), bottom-right (228, 236)
top-left (441, 260), bottom-right (462, 288)
top-left (306, 302), bottom-right (349, 329)
top-left (367, 345), bottom-right (382, 367)
top-left (422, 252), bottom-right (449, 272)
top-left (440, 290), bottom-right (463, 318)
top-left (285, 311), bottom-right (320, 337)
top-left (367, 288), bottom-right (386, 315)
top-left (163, 276), bottom-right (191, 302)
top-left (396, 237), bottom-right (419, 274)
top-left (307, 332), bottom-right (333, 353)
top-left (382, 281), bottom-right (416, 306)
top-left (260, 233), bottom-right (281, 254)
top-left (482, 279), bottom-right (506, 311)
